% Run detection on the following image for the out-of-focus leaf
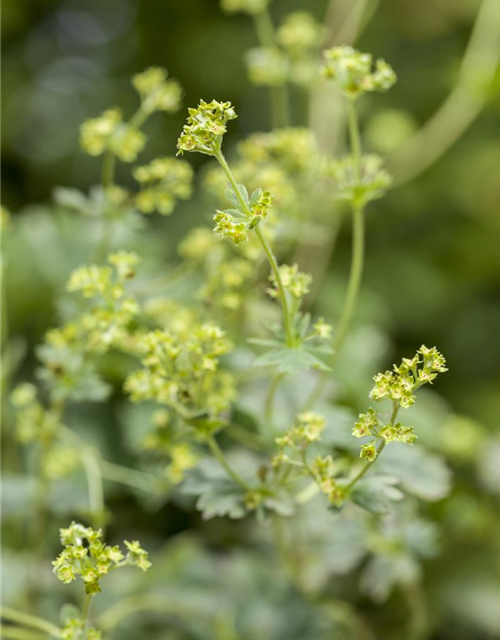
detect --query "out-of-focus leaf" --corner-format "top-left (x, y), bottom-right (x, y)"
top-left (378, 443), bottom-right (452, 501)
top-left (360, 553), bottom-right (421, 603)
top-left (182, 457), bottom-right (247, 520)
top-left (1, 474), bottom-right (36, 517)
top-left (351, 475), bottom-right (404, 515)
top-left (254, 347), bottom-right (329, 375)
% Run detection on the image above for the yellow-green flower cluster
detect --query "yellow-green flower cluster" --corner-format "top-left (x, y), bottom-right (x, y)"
top-left (132, 66), bottom-right (182, 114)
top-left (178, 227), bottom-right (218, 263)
top-left (125, 322), bottom-right (234, 417)
top-left (370, 346), bottom-right (447, 409)
top-left (199, 257), bottom-right (254, 311)
top-left (67, 252), bottom-right (140, 352)
top-left (351, 347), bottom-right (447, 462)
top-left (269, 263), bottom-right (312, 300)
top-left (246, 48), bottom-right (288, 87)
top-left (134, 157), bottom-right (193, 215)
top-left (248, 190), bottom-right (273, 228)
top-left (238, 128), bottom-right (319, 174)
top-left (276, 412), bottom-right (326, 448)
top-left (312, 318), bottom-right (333, 340)
top-left (213, 211), bottom-right (249, 245)
top-left (80, 108), bottom-right (146, 162)
top-left (220, 0), bottom-right (271, 15)
top-left (322, 46), bottom-right (397, 99)
top-left (311, 455), bottom-right (345, 506)
top-left (327, 154), bottom-right (392, 206)
top-left (52, 522), bottom-right (151, 595)
top-left (61, 618), bottom-right (102, 640)
top-left (277, 12), bottom-right (323, 53)
top-left (177, 100), bottom-right (237, 156)
top-left (10, 383), bottom-right (57, 444)
top-left (166, 443), bottom-right (200, 483)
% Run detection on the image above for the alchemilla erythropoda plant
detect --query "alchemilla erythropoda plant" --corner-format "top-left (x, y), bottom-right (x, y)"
top-left (4, 3), bottom-right (469, 639)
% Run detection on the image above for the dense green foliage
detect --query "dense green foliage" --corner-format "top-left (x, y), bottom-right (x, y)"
top-left (2, 1), bottom-right (500, 639)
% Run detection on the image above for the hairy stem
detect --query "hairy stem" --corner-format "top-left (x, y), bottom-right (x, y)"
top-left (206, 434), bottom-right (252, 490)
top-left (332, 204), bottom-right (365, 352)
top-left (264, 372), bottom-right (285, 428)
top-left (345, 401), bottom-right (399, 491)
top-left (214, 149), bottom-right (295, 346)
top-left (82, 594), bottom-right (93, 628)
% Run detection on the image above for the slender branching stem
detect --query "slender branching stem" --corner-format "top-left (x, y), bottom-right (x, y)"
top-left (264, 372), bottom-right (285, 428)
top-left (345, 401), bottom-right (400, 491)
top-left (206, 434), bottom-right (252, 490)
top-left (214, 148), bottom-right (295, 346)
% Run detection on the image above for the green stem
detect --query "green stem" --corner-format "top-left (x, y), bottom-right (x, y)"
top-left (403, 582), bottom-right (430, 640)
top-left (0, 608), bottom-right (59, 638)
top-left (128, 104), bottom-right (150, 130)
top-left (214, 149), bottom-right (295, 346)
top-left (347, 99), bottom-right (361, 176)
top-left (99, 459), bottom-right (162, 493)
top-left (60, 427), bottom-right (104, 522)
top-left (101, 150), bottom-right (116, 189)
top-left (332, 204), bottom-right (365, 353)
top-left (98, 595), bottom-right (205, 630)
top-left (252, 8), bottom-right (289, 128)
top-left (0, 627), bottom-right (50, 640)
top-left (206, 434), bottom-right (252, 490)
top-left (345, 401), bottom-right (400, 492)
top-left (264, 372), bottom-right (285, 428)
top-left (82, 594), bottom-right (93, 628)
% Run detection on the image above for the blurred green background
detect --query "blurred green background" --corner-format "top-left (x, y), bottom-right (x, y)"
top-left (2, 0), bottom-right (500, 639)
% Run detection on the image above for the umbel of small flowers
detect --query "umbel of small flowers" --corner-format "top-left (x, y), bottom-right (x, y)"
top-left (52, 521), bottom-right (151, 595)
top-left (321, 45), bottom-right (396, 100)
top-left (80, 66), bottom-right (182, 163)
top-left (177, 100), bottom-right (237, 156)
top-left (353, 346), bottom-right (448, 461)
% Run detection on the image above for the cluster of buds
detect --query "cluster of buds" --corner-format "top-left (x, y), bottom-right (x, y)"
top-left (80, 108), bottom-right (146, 162)
top-left (132, 66), bottom-right (182, 114)
top-left (125, 321), bottom-right (234, 416)
top-left (238, 128), bottom-right (319, 174)
top-left (326, 154), bottom-right (392, 207)
top-left (312, 318), bottom-right (333, 340)
top-left (246, 48), bottom-right (288, 87)
top-left (268, 263), bottom-right (312, 299)
top-left (277, 12), bottom-right (323, 54)
top-left (370, 346), bottom-right (447, 409)
top-left (177, 100), bottom-right (237, 156)
top-left (213, 211), bottom-right (248, 245)
top-left (52, 522), bottom-right (150, 595)
top-left (66, 253), bottom-right (140, 352)
top-left (322, 46), bottom-right (397, 99)
top-left (134, 157), bottom-right (193, 215)
top-left (248, 189), bottom-right (273, 228)
top-left (352, 347), bottom-right (447, 461)
top-left (276, 412), bottom-right (326, 449)
top-left (311, 455), bottom-right (345, 506)
top-left (200, 257), bottom-right (254, 311)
